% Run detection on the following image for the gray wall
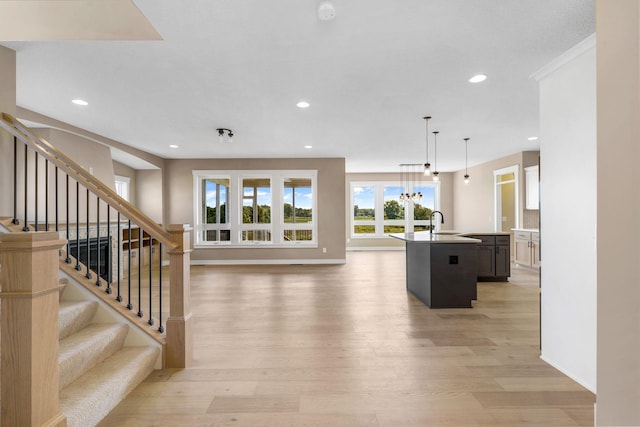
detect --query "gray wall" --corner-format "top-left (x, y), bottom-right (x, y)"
top-left (0, 46), bottom-right (16, 218)
top-left (452, 151), bottom-right (539, 233)
top-left (137, 169), bottom-right (163, 224)
top-left (596, 0), bottom-right (640, 423)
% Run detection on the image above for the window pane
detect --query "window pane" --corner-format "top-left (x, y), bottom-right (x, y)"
top-left (383, 186), bottom-right (404, 220)
top-left (115, 178), bottom-right (129, 201)
top-left (243, 178), bottom-right (271, 224)
top-left (283, 230), bottom-right (313, 241)
top-left (242, 229), bottom-right (272, 242)
top-left (354, 225), bottom-right (375, 234)
top-left (284, 178), bottom-right (312, 224)
top-left (353, 186), bottom-right (375, 222)
top-left (384, 225), bottom-right (405, 234)
top-left (204, 178), bottom-right (229, 224)
top-left (202, 230), bottom-right (231, 242)
top-left (414, 185), bottom-right (436, 231)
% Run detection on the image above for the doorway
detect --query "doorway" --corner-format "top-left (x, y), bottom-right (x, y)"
top-left (493, 165), bottom-right (519, 233)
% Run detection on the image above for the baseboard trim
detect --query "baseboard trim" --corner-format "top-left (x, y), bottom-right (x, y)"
top-left (540, 353), bottom-right (596, 394)
top-left (347, 246), bottom-right (404, 251)
top-left (191, 258), bottom-right (346, 266)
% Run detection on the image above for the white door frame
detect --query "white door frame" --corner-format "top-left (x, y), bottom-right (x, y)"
top-left (493, 165), bottom-right (519, 232)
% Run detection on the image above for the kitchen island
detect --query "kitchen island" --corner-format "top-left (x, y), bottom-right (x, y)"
top-left (389, 232), bottom-right (480, 308)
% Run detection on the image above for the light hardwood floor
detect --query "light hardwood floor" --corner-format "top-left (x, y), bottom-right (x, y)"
top-left (99, 251), bottom-right (594, 427)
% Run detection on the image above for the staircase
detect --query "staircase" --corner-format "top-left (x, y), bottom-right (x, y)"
top-left (0, 113), bottom-right (193, 426)
top-left (0, 221), bottom-right (161, 426)
top-left (57, 280), bottom-right (160, 427)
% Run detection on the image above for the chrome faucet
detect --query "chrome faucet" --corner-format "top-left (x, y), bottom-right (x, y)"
top-left (429, 210), bottom-right (444, 234)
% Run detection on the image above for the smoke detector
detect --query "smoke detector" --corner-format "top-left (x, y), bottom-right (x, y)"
top-left (318, 2), bottom-right (336, 21)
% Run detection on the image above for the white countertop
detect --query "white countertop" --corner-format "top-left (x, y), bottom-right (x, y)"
top-left (512, 228), bottom-right (540, 233)
top-left (389, 232), bottom-right (481, 244)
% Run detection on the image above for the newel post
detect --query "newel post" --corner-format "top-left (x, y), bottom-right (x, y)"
top-left (165, 224), bottom-right (193, 368)
top-left (0, 232), bottom-right (67, 427)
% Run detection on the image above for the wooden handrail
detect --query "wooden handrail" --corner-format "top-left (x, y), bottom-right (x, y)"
top-left (0, 113), bottom-right (175, 249)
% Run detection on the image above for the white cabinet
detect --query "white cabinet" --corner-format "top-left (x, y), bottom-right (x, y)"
top-left (525, 165), bottom-right (539, 210)
top-left (514, 230), bottom-right (540, 268)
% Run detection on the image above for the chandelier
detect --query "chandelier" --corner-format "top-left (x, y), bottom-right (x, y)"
top-left (398, 163), bottom-right (423, 203)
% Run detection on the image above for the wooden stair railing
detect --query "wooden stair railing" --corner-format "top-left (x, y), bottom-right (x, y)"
top-left (0, 112), bottom-right (193, 369)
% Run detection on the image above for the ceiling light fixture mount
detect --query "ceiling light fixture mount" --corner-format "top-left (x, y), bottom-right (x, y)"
top-left (72, 99), bottom-right (88, 106)
top-left (216, 128), bottom-right (233, 143)
top-left (297, 101), bottom-right (310, 108)
top-left (318, 1), bottom-right (337, 21)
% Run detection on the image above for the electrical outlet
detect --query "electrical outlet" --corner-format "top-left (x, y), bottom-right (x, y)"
top-left (322, 247), bottom-right (327, 253)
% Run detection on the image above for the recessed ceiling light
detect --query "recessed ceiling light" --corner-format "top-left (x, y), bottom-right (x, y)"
top-left (169, 144), bottom-right (179, 148)
top-left (528, 136), bottom-right (539, 141)
top-left (296, 101), bottom-right (310, 108)
top-left (72, 99), bottom-right (88, 106)
top-left (468, 74), bottom-right (487, 83)
top-left (304, 145), bottom-right (313, 149)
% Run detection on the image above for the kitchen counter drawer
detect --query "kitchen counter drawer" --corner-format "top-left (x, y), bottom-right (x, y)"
top-left (496, 235), bottom-right (510, 245)
top-left (467, 235), bottom-right (495, 246)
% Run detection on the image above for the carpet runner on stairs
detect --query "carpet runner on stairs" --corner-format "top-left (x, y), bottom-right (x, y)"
top-left (0, 282), bottom-right (160, 426)
top-left (57, 284), bottom-right (160, 427)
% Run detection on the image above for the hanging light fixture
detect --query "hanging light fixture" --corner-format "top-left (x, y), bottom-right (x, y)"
top-left (432, 131), bottom-right (440, 182)
top-left (398, 163), bottom-right (423, 204)
top-left (423, 116), bottom-right (432, 176)
top-left (216, 128), bottom-right (233, 143)
top-left (463, 137), bottom-right (470, 184)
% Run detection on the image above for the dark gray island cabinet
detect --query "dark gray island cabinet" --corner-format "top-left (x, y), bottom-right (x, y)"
top-left (462, 233), bottom-right (510, 282)
top-left (390, 233), bottom-right (480, 308)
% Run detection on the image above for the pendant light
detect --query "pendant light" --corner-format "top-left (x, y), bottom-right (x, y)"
top-left (463, 138), bottom-right (470, 184)
top-left (423, 116), bottom-right (432, 176)
top-left (432, 131), bottom-right (440, 182)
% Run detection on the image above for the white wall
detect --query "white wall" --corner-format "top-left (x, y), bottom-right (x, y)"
top-left (536, 38), bottom-right (596, 392)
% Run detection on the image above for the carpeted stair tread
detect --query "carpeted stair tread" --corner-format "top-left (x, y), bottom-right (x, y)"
top-left (58, 300), bottom-right (99, 340)
top-left (60, 346), bottom-right (160, 427)
top-left (59, 323), bottom-right (128, 390)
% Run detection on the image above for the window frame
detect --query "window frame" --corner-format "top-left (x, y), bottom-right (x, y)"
top-left (350, 180), bottom-right (440, 238)
top-left (114, 175), bottom-right (130, 202)
top-left (200, 176), bottom-right (232, 244)
top-left (193, 170), bottom-right (318, 248)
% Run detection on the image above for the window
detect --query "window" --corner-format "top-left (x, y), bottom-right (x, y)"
top-left (241, 177), bottom-right (272, 242)
top-left (413, 184), bottom-right (437, 232)
top-left (201, 177), bottom-right (230, 243)
top-left (351, 181), bottom-right (439, 237)
top-left (114, 175), bottom-right (130, 201)
top-left (353, 185), bottom-right (375, 235)
top-left (283, 178), bottom-right (313, 242)
top-left (383, 185), bottom-right (405, 234)
top-left (194, 170), bottom-right (317, 247)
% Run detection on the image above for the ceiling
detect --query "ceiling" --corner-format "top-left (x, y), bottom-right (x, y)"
top-left (1, 0), bottom-right (595, 173)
